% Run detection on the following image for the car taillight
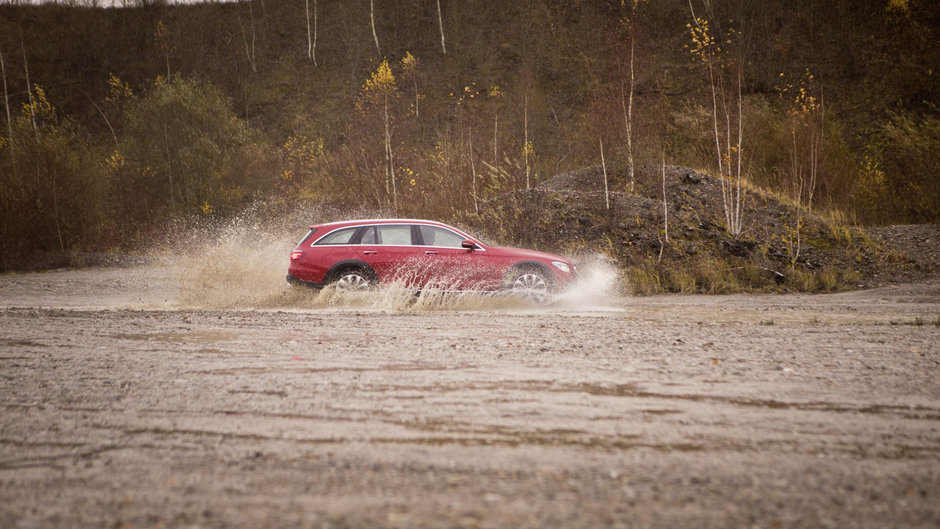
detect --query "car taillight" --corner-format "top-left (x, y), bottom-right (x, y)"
top-left (290, 250), bottom-right (304, 261)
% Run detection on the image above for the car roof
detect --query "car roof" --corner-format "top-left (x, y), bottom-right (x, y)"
top-left (309, 219), bottom-right (454, 229)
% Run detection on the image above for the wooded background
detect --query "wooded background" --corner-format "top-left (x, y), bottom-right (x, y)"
top-left (0, 0), bottom-right (937, 269)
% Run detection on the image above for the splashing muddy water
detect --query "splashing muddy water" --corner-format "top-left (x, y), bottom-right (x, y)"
top-left (159, 210), bottom-right (627, 312)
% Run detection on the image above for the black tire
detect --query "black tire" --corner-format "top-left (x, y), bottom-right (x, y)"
top-left (328, 266), bottom-right (377, 291)
top-left (505, 265), bottom-right (553, 303)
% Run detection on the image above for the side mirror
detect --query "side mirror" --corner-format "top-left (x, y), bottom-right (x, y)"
top-left (461, 240), bottom-right (478, 251)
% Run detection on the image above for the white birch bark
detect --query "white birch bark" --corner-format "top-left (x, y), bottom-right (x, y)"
top-left (370, 0), bottom-right (381, 57)
top-left (436, 0), bottom-right (446, 55)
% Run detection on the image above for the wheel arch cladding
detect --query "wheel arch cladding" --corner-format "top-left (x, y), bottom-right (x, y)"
top-left (507, 260), bottom-right (556, 285)
top-left (326, 260), bottom-right (377, 282)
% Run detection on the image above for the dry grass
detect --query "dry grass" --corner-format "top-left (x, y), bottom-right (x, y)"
top-left (627, 257), bottom-right (860, 296)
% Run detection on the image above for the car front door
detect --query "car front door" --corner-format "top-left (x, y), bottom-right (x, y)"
top-left (415, 225), bottom-right (501, 290)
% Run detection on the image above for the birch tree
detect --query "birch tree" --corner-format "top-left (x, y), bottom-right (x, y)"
top-left (0, 44), bottom-right (13, 165)
top-left (488, 84), bottom-right (503, 168)
top-left (359, 60), bottom-right (399, 210)
top-left (687, 5), bottom-right (745, 237)
top-left (600, 138), bottom-right (610, 210)
top-left (238, 4), bottom-right (258, 73)
top-left (369, 0), bottom-right (381, 57)
top-left (620, 0), bottom-right (647, 194)
top-left (155, 20), bottom-right (173, 79)
top-left (305, 0), bottom-right (317, 65)
top-left (21, 34), bottom-right (36, 132)
top-left (522, 92), bottom-right (532, 190)
top-left (777, 69), bottom-right (823, 266)
top-left (436, 0), bottom-right (446, 55)
top-left (400, 52), bottom-right (419, 116)
top-left (469, 126), bottom-right (478, 214)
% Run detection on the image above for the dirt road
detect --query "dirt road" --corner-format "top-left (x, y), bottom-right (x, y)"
top-left (1, 265), bottom-right (938, 528)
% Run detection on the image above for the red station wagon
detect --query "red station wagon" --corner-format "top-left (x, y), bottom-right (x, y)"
top-left (287, 219), bottom-right (576, 301)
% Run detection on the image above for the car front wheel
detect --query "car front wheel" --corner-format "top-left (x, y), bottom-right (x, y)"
top-left (507, 267), bottom-right (552, 304)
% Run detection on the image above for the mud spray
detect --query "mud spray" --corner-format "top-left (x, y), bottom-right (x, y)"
top-left (155, 205), bottom-right (626, 312)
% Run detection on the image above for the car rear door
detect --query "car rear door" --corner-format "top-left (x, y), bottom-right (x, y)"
top-left (356, 224), bottom-right (425, 286)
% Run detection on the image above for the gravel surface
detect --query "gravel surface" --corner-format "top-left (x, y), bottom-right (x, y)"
top-left (870, 224), bottom-right (940, 278)
top-left (0, 267), bottom-right (938, 528)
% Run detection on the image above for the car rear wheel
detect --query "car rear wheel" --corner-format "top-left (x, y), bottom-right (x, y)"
top-left (507, 266), bottom-right (552, 304)
top-left (330, 267), bottom-right (376, 292)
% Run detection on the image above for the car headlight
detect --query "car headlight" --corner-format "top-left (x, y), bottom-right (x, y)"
top-left (551, 261), bottom-right (571, 273)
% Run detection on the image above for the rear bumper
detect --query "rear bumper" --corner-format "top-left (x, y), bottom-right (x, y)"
top-left (286, 274), bottom-right (324, 289)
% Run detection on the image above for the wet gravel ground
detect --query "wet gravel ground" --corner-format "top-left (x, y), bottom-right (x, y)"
top-left (0, 268), bottom-right (938, 528)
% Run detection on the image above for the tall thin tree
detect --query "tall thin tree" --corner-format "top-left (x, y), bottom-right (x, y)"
top-left (523, 92), bottom-right (531, 189)
top-left (600, 138), bottom-right (610, 210)
top-left (469, 125), bottom-right (478, 214)
top-left (21, 33), bottom-right (36, 132)
top-left (0, 44), bottom-right (13, 165)
top-left (688, 3), bottom-right (745, 237)
top-left (361, 60), bottom-right (398, 210)
top-left (436, 0), bottom-right (446, 55)
top-left (305, 0), bottom-right (318, 66)
top-left (370, 0), bottom-right (381, 57)
top-left (621, 0), bottom-right (645, 194)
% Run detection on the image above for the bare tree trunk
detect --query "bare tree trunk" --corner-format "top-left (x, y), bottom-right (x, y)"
top-left (313, 0), bottom-right (318, 66)
top-left (707, 60), bottom-right (730, 230)
top-left (83, 92), bottom-right (120, 153)
top-left (51, 166), bottom-right (64, 253)
top-left (305, 0), bottom-right (317, 65)
top-left (238, 12), bottom-right (258, 73)
top-left (21, 34), bottom-right (36, 132)
top-left (492, 114), bottom-right (498, 167)
top-left (689, 5), bottom-right (744, 237)
top-left (413, 76), bottom-right (419, 116)
top-left (809, 83), bottom-right (823, 213)
top-left (621, 2), bottom-right (637, 194)
top-left (661, 153), bottom-right (669, 243)
top-left (249, 2), bottom-right (257, 72)
top-left (600, 138), bottom-right (609, 210)
top-left (163, 121), bottom-right (175, 211)
top-left (436, 0), bottom-right (446, 55)
top-left (469, 126), bottom-right (478, 214)
top-left (383, 94), bottom-right (396, 211)
top-left (733, 65), bottom-right (744, 235)
top-left (370, 0), bottom-right (381, 57)
top-left (523, 93), bottom-right (530, 189)
top-left (0, 44), bottom-right (14, 165)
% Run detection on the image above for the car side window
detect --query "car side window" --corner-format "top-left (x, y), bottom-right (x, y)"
top-left (418, 225), bottom-right (466, 248)
top-left (315, 227), bottom-right (357, 245)
top-left (377, 225), bottom-right (412, 245)
top-left (360, 226), bottom-right (377, 244)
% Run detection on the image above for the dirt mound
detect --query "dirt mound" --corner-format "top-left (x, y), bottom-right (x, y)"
top-left (474, 165), bottom-right (935, 292)
top-left (868, 224), bottom-right (940, 274)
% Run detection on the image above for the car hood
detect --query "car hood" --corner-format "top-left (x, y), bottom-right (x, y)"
top-left (486, 246), bottom-right (571, 263)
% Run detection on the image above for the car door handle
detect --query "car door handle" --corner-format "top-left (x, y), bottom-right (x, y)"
top-left (424, 250), bottom-right (439, 255)
top-left (363, 250), bottom-right (378, 255)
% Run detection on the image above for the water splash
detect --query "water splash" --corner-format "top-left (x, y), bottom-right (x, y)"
top-left (151, 204), bottom-right (626, 312)
top-left (550, 254), bottom-right (625, 311)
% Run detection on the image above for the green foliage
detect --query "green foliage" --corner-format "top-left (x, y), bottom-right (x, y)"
top-left (856, 109), bottom-right (940, 224)
top-left (0, 0), bottom-right (938, 270)
top-left (119, 76), bottom-right (267, 219)
top-left (0, 84), bottom-right (107, 268)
